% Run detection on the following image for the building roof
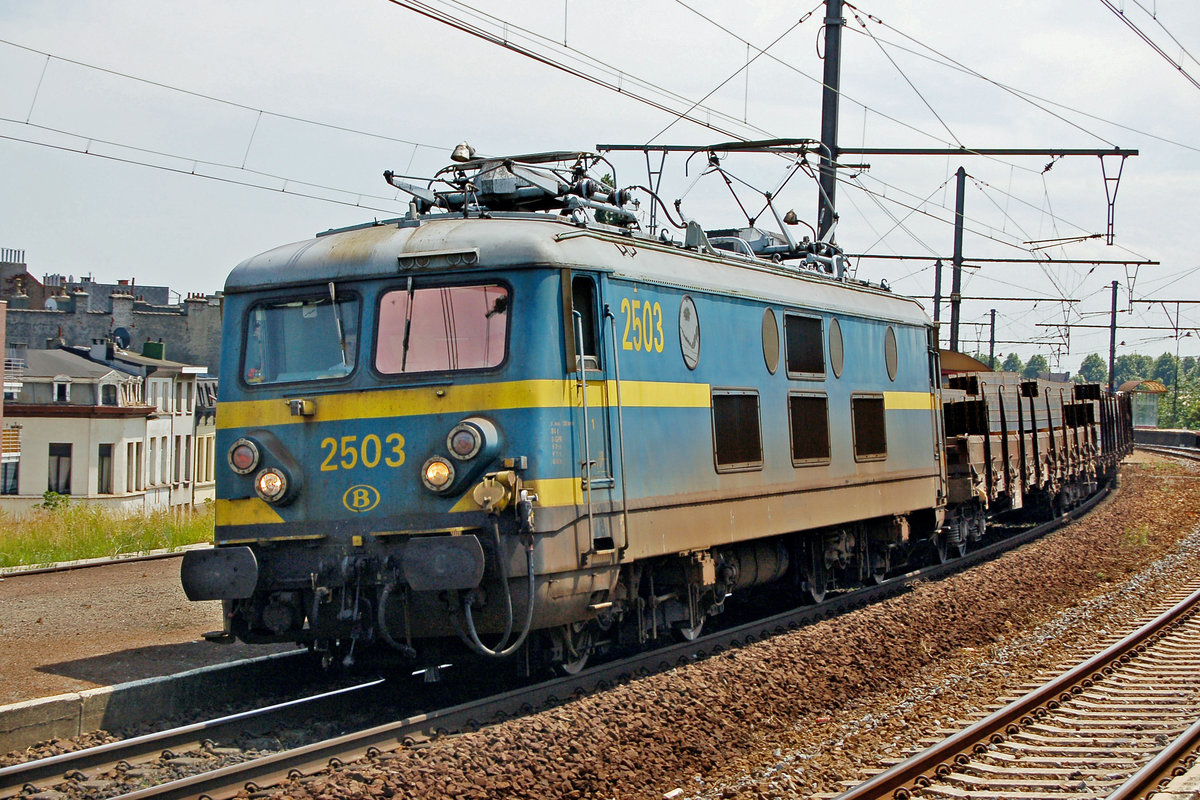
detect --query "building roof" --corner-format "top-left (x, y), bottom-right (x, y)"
top-left (22, 349), bottom-right (131, 382)
top-left (110, 348), bottom-right (206, 374)
top-left (1118, 379), bottom-right (1168, 393)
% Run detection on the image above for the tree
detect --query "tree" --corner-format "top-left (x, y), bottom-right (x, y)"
top-left (970, 352), bottom-right (998, 369)
top-left (1078, 353), bottom-right (1107, 384)
top-left (1023, 354), bottom-right (1049, 379)
top-left (1113, 353), bottom-right (1153, 387)
top-left (1152, 352), bottom-right (1179, 386)
top-left (1183, 356), bottom-right (1197, 381)
top-left (1001, 353), bottom-right (1023, 374)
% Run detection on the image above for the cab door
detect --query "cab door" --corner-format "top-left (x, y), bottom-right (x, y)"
top-left (565, 272), bottom-right (621, 560)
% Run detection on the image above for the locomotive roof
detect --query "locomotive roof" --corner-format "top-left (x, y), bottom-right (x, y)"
top-left (226, 213), bottom-right (930, 325)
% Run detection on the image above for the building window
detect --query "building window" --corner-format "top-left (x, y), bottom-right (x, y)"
top-left (101, 384), bottom-right (118, 405)
top-left (0, 462), bottom-right (17, 495)
top-left (712, 390), bottom-right (762, 471)
top-left (148, 438), bottom-right (157, 485)
top-left (126, 443), bottom-right (136, 492)
top-left (789, 393), bottom-right (831, 465)
top-left (784, 314), bottom-right (825, 378)
top-left (98, 444), bottom-right (113, 494)
top-left (48, 442), bottom-right (71, 494)
top-left (53, 381), bottom-right (70, 402)
top-left (852, 395), bottom-right (888, 461)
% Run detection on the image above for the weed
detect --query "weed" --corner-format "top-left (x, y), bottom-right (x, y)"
top-left (0, 502), bottom-right (213, 568)
top-left (1124, 523), bottom-right (1152, 548)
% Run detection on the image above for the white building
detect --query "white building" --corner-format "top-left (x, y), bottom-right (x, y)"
top-left (0, 343), bottom-right (213, 513)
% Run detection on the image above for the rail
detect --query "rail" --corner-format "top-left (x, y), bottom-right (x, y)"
top-left (833, 582), bottom-right (1200, 800)
top-left (0, 681), bottom-right (384, 799)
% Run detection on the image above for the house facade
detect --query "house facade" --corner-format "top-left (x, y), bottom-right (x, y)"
top-left (0, 343), bottom-right (212, 514)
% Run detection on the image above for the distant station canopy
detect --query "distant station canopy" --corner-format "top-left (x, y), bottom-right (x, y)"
top-left (940, 350), bottom-right (991, 374)
top-left (1118, 380), bottom-right (1167, 429)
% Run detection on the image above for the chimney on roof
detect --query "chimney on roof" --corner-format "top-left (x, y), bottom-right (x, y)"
top-left (142, 340), bottom-right (165, 360)
top-left (91, 338), bottom-right (114, 362)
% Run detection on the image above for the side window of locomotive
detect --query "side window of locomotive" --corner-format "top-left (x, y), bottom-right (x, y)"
top-left (884, 325), bottom-right (898, 381)
top-left (243, 293), bottom-right (360, 385)
top-left (375, 283), bottom-right (508, 374)
top-left (851, 394), bottom-right (887, 461)
top-left (789, 392), bottom-right (831, 465)
top-left (712, 390), bottom-right (763, 472)
top-left (571, 276), bottom-right (600, 371)
top-left (784, 314), bottom-right (825, 378)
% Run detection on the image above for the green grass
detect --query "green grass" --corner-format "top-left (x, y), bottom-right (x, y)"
top-left (1124, 522), bottom-right (1153, 548)
top-left (0, 500), bottom-right (214, 568)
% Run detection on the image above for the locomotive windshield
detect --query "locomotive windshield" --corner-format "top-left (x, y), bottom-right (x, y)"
top-left (243, 293), bottom-right (360, 385)
top-left (375, 283), bottom-right (508, 374)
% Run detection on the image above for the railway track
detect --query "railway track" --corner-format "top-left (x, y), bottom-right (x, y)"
top-left (1136, 443), bottom-right (1200, 463)
top-left (0, 680), bottom-right (389, 799)
top-left (834, 581), bottom-right (1200, 800)
top-left (1, 479), bottom-right (1118, 800)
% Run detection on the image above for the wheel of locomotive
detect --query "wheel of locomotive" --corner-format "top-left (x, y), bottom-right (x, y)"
top-left (865, 543), bottom-right (887, 585)
top-left (932, 533), bottom-right (951, 564)
top-left (553, 621), bottom-right (595, 675)
top-left (804, 536), bottom-right (828, 604)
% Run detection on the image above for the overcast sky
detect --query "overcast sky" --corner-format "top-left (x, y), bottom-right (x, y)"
top-left (2, 0), bottom-right (1199, 367)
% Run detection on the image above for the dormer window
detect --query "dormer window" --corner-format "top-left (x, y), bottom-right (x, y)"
top-left (101, 384), bottom-right (118, 406)
top-left (53, 376), bottom-right (71, 403)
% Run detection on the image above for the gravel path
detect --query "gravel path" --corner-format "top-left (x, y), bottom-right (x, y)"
top-left (249, 455), bottom-right (1200, 800)
top-left (0, 557), bottom-right (292, 706)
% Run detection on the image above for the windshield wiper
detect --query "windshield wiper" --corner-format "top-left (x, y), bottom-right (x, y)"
top-left (328, 281), bottom-right (348, 369)
top-left (400, 275), bottom-right (415, 372)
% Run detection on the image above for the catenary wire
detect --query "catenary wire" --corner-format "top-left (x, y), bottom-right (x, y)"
top-left (0, 38), bottom-right (448, 152)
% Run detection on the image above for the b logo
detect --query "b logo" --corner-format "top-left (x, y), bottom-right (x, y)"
top-left (343, 484), bottom-right (380, 512)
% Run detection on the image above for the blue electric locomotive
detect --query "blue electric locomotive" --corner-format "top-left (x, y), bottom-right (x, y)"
top-left (181, 148), bottom-right (963, 673)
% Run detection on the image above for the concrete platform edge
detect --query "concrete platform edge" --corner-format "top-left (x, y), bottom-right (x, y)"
top-left (0, 649), bottom-right (307, 753)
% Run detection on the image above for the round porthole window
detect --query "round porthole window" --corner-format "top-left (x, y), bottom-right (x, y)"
top-left (884, 326), bottom-right (898, 381)
top-left (829, 318), bottom-right (844, 378)
top-left (762, 308), bottom-right (779, 374)
top-left (679, 295), bottom-right (700, 370)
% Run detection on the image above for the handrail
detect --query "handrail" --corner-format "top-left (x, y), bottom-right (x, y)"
top-left (606, 305), bottom-right (629, 553)
top-left (572, 310), bottom-right (596, 555)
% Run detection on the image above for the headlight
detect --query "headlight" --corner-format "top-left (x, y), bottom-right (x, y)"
top-left (447, 422), bottom-right (483, 460)
top-left (421, 456), bottom-right (455, 492)
top-left (255, 468), bottom-right (288, 502)
top-left (229, 438), bottom-right (260, 474)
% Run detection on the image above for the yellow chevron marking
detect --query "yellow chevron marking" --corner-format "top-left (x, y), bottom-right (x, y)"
top-left (884, 391), bottom-right (937, 411)
top-left (524, 477), bottom-right (585, 508)
top-left (216, 497), bottom-right (285, 526)
top-left (218, 379), bottom-right (712, 430)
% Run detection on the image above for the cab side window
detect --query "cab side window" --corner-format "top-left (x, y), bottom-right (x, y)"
top-left (571, 276), bottom-right (601, 371)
